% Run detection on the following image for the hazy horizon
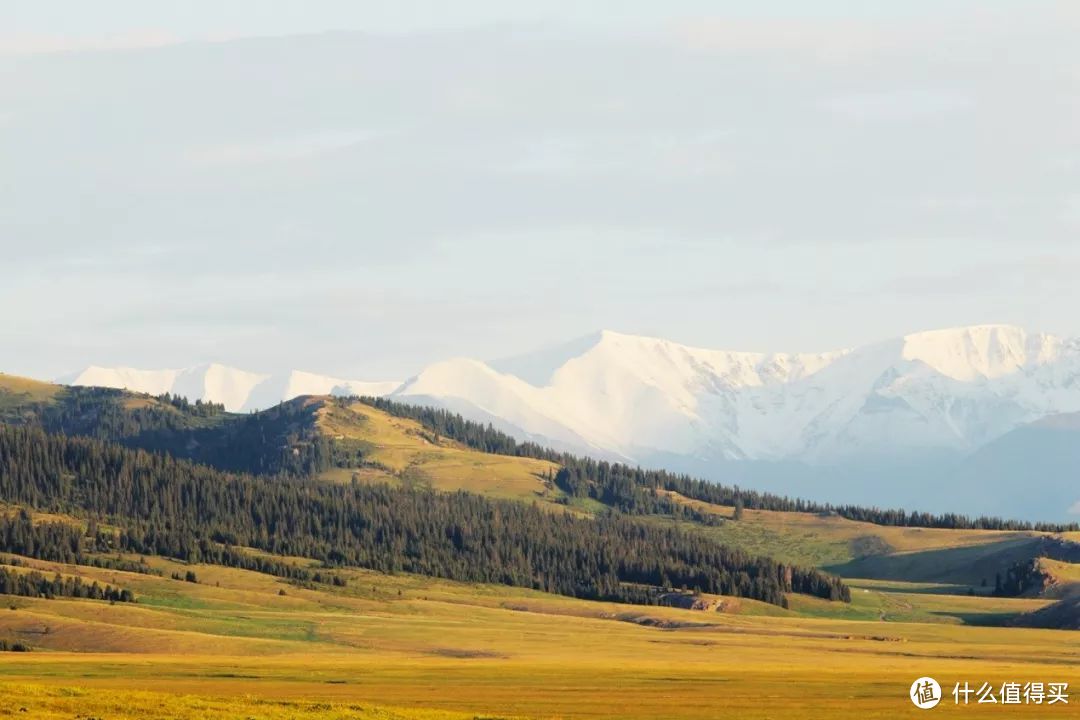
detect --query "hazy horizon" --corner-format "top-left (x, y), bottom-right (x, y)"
top-left (26, 321), bottom-right (1077, 383)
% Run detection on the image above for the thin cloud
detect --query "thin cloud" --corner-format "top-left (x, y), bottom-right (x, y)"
top-left (182, 129), bottom-right (388, 167)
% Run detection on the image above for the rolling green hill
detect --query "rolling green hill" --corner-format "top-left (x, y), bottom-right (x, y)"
top-left (2, 373), bottom-right (1078, 628)
top-left (0, 374), bottom-right (349, 476)
top-left (0, 548), bottom-right (1073, 719)
top-left (1, 372), bottom-right (1079, 718)
top-left (315, 399), bottom-right (564, 503)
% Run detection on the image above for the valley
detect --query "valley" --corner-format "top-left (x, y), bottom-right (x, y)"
top-left (0, 372), bottom-right (1077, 717)
top-left (0, 550), bottom-right (1074, 719)
top-left (8, 6), bottom-right (1076, 717)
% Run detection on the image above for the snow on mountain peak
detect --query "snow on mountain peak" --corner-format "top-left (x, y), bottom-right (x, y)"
top-left (58, 324), bottom-right (1080, 467)
top-left (898, 325), bottom-right (1061, 381)
top-left (62, 364), bottom-right (399, 412)
top-left (395, 325), bottom-right (1080, 464)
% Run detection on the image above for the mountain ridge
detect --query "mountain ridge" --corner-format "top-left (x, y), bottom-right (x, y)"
top-left (61, 364), bottom-right (401, 413)
top-left (391, 323), bottom-right (1080, 465)
top-left (56, 323), bottom-right (1080, 472)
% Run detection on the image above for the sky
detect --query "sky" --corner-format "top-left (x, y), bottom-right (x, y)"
top-left (1, 1), bottom-right (1078, 381)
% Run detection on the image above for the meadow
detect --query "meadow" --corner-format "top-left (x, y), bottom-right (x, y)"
top-left (316, 400), bottom-right (563, 502)
top-left (0, 552), bottom-right (1075, 719)
top-left (0, 377), bottom-right (1076, 718)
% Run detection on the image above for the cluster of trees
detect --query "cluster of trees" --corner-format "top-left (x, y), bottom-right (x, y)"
top-left (0, 566), bottom-right (133, 602)
top-left (119, 532), bottom-right (347, 586)
top-left (553, 465), bottom-right (721, 526)
top-left (0, 510), bottom-right (98, 562)
top-left (0, 639), bottom-right (30, 652)
top-left (33, 387), bottom-right (218, 442)
top-left (992, 560), bottom-right (1042, 597)
top-left (992, 538), bottom-right (1080, 597)
top-left (0, 507), bottom-right (343, 587)
top-left (14, 389), bottom-right (1069, 535)
top-left (0, 512), bottom-right (158, 576)
top-left (12, 388), bottom-right (347, 477)
top-left (360, 397), bottom-right (1080, 533)
top-left (0, 425), bottom-right (847, 607)
top-left (156, 393), bottom-right (225, 417)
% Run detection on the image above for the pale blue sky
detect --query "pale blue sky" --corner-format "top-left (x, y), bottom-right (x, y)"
top-left (0, 1), bottom-right (1040, 38)
top-left (1, 2), bottom-right (1078, 380)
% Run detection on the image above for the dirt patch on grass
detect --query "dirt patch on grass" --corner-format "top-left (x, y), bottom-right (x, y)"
top-left (427, 648), bottom-right (508, 659)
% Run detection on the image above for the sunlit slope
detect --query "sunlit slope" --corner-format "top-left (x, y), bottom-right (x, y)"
top-left (662, 490), bottom-right (1046, 569)
top-left (1036, 557), bottom-right (1080, 598)
top-left (315, 399), bottom-right (562, 502)
top-left (0, 373), bottom-right (62, 413)
top-left (0, 552), bottom-right (786, 657)
top-left (789, 578), bottom-right (1052, 624)
top-left (3, 376), bottom-right (1070, 599)
top-left (308, 411), bottom-right (1072, 591)
top-left (0, 379), bottom-right (557, 499)
top-left (0, 552), bottom-right (1075, 719)
top-left (0, 372), bottom-right (226, 431)
top-left (0, 371), bottom-right (189, 415)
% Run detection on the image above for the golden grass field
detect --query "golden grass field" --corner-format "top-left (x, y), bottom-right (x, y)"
top-left (316, 400), bottom-right (562, 503)
top-left (1039, 558), bottom-right (1080, 598)
top-left (0, 376), bottom-right (1077, 717)
top-left (664, 490), bottom-right (1047, 569)
top-left (0, 552), bottom-right (1076, 719)
top-left (0, 374), bottom-right (61, 411)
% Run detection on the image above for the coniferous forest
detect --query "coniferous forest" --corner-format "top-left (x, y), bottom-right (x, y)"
top-left (361, 397), bottom-right (1080, 533)
top-left (7, 387), bottom-right (336, 476)
top-left (0, 424), bottom-right (848, 607)
top-left (0, 565), bottom-right (133, 603)
top-left (13, 388), bottom-right (1073, 534)
top-left (5, 380), bottom-right (1076, 614)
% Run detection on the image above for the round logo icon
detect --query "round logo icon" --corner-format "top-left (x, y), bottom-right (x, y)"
top-left (910, 677), bottom-right (942, 709)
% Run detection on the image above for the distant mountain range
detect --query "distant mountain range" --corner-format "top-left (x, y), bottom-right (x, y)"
top-left (61, 365), bottom-right (400, 414)
top-left (59, 324), bottom-right (1080, 520)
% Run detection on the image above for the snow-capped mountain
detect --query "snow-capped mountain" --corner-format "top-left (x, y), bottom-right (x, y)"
top-left (61, 364), bottom-right (399, 413)
top-left (57, 324), bottom-right (1080, 518)
top-left (389, 325), bottom-right (1080, 466)
top-left (61, 324), bottom-right (1080, 464)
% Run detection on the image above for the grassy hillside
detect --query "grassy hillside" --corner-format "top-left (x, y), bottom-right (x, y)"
top-left (0, 377), bottom-right (560, 492)
top-left (314, 399), bottom-right (1080, 602)
top-left (1, 376), bottom-right (1079, 716)
top-left (315, 400), bottom-right (563, 503)
top-left (0, 376), bottom-right (339, 475)
top-left (3, 375), bottom-right (1078, 629)
top-left (822, 537), bottom-right (1049, 586)
top-left (0, 551), bottom-right (1075, 719)
top-left (1036, 557), bottom-right (1080, 598)
top-left (662, 491), bottom-right (1043, 568)
top-left (0, 373), bottom-right (62, 414)
top-left (791, 578), bottom-right (1052, 625)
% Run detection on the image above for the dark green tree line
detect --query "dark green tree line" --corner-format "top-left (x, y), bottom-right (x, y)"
top-left (0, 425), bottom-right (848, 606)
top-left (0, 566), bottom-right (133, 602)
top-left (360, 397), bottom-right (1079, 533)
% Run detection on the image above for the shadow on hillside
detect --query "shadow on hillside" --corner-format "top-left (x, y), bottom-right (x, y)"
top-left (825, 537), bottom-right (1043, 585)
